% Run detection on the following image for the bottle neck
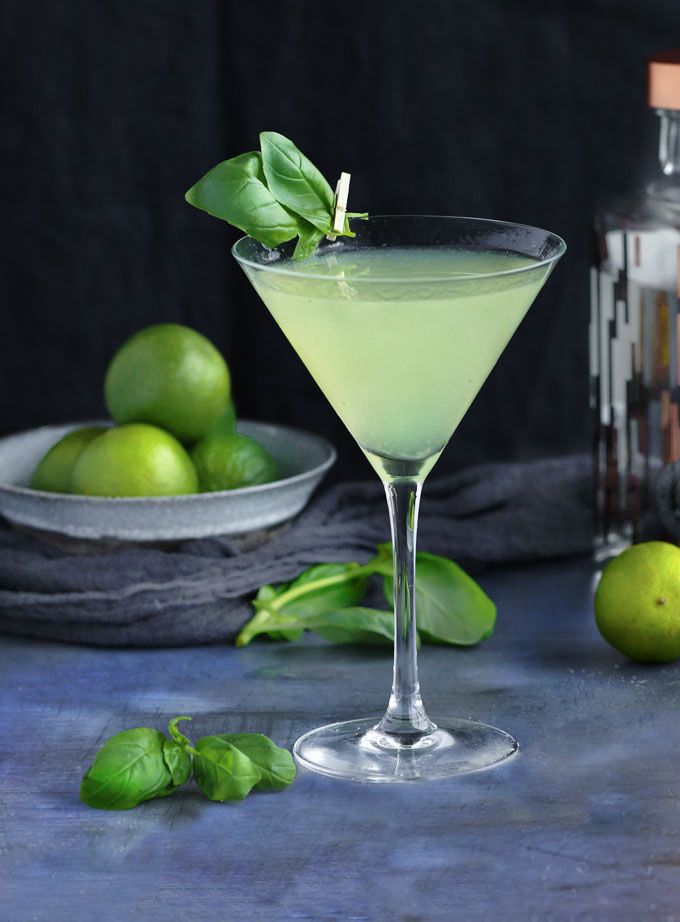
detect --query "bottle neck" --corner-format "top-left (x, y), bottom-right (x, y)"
top-left (657, 108), bottom-right (680, 176)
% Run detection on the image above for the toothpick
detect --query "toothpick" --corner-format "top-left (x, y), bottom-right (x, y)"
top-left (327, 172), bottom-right (351, 241)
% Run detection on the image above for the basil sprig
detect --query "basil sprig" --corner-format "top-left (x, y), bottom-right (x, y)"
top-left (80, 722), bottom-right (192, 811)
top-left (185, 131), bottom-right (367, 259)
top-left (236, 544), bottom-right (496, 648)
top-left (80, 717), bottom-right (295, 810)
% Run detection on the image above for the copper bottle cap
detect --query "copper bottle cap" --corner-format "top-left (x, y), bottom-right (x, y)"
top-left (648, 50), bottom-right (680, 110)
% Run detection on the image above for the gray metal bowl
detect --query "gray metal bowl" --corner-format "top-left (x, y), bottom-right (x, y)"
top-left (0, 420), bottom-right (335, 542)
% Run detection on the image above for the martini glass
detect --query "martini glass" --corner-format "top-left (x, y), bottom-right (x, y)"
top-left (233, 215), bottom-right (565, 782)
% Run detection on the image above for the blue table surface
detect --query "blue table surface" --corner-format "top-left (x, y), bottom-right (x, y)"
top-left (2, 556), bottom-right (680, 921)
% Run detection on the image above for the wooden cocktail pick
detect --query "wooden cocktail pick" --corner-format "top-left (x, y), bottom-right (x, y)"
top-left (327, 172), bottom-right (351, 241)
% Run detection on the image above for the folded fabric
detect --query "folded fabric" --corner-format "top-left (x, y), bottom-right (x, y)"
top-left (0, 455), bottom-right (592, 647)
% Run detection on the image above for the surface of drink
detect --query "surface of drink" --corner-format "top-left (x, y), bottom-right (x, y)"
top-left (591, 50), bottom-right (680, 558)
top-left (248, 246), bottom-right (549, 481)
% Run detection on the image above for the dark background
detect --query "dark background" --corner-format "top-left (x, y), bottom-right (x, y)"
top-left (1, 0), bottom-right (677, 480)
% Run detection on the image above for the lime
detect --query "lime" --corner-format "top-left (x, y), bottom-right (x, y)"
top-left (31, 426), bottom-right (106, 493)
top-left (104, 323), bottom-right (230, 443)
top-left (205, 396), bottom-right (237, 439)
top-left (191, 432), bottom-right (278, 491)
top-left (595, 541), bottom-right (680, 662)
top-left (70, 424), bottom-right (198, 497)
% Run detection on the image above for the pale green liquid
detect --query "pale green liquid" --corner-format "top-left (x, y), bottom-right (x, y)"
top-left (248, 246), bottom-right (550, 480)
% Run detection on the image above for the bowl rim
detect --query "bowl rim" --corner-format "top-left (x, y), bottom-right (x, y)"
top-left (0, 419), bottom-right (337, 504)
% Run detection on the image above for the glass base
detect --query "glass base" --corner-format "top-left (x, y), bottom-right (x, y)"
top-left (293, 716), bottom-right (518, 783)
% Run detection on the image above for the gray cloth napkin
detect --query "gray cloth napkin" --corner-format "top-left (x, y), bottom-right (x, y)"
top-left (0, 455), bottom-right (591, 647)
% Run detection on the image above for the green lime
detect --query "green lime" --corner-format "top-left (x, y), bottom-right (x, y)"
top-left (206, 396), bottom-right (237, 439)
top-left (104, 323), bottom-right (230, 443)
top-left (191, 432), bottom-right (278, 492)
top-left (595, 541), bottom-right (680, 662)
top-left (31, 426), bottom-right (106, 493)
top-left (70, 424), bottom-right (198, 497)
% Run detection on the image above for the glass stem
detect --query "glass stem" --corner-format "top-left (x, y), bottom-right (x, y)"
top-left (378, 478), bottom-right (435, 740)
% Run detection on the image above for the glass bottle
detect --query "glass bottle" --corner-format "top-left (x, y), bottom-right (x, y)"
top-left (591, 50), bottom-right (680, 560)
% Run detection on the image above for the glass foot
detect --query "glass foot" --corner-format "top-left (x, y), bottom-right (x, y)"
top-left (293, 716), bottom-right (518, 783)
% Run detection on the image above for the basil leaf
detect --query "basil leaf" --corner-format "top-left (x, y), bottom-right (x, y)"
top-left (384, 552), bottom-right (496, 645)
top-left (162, 716), bottom-right (193, 785)
top-left (244, 584), bottom-right (302, 647)
top-left (238, 562), bottom-right (370, 646)
top-left (210, 734), bottom-right (295, 792)
top-left (366, 542), bottom-right (394, 577)
top-left (192, 736), bottom-right (262, 802)
top-left (300, 608), bottom-right (394, 644)
top-left (260, 132), bottom-right (334, 233)
top-left (237, 610), bottom-right (310, 646)
top-left (239, 607), bottom-right (394, 646)
top-left (294, 221), bottom-right (325, 259)
top-left (162, 739), bottom-right (192, 787)
top-left (270, 563), bottom-right (369, 615)
top-left (237, 606), bottom-right (302, 646)
top-left (185, 151), bottom-right (300, 247)
top-left (80, 728), bottom-right (184, 810)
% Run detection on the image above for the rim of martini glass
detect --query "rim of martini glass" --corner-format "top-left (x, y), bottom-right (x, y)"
top-left (231, 214), bottom-right (567, 281)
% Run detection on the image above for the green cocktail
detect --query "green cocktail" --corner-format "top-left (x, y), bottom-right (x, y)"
top-left (247, 245), bottom-right (549, 481)
top-left (235, 215), bottom-right (565, 782)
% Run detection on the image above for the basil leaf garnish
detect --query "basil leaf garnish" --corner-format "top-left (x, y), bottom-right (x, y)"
top-left (185, 151), bottom-right (301, 247)
top-left (293, 221), bottom-right (326, 260)
top-left (208, 734), bottom-right (296, 792)
top-left (80, 727), bottom-right (190, 811)
top-left (260, 131), bottom-right (335, 233)
top-left (192, 736), bottom-right (262, 802)
top-left (185, 131), bottom-right (367, 258)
